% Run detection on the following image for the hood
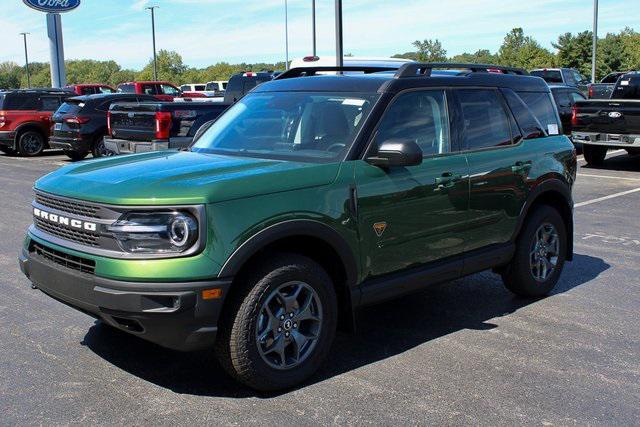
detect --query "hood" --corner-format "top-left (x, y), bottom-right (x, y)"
top-left (35, 151), bottom-right (341, 205)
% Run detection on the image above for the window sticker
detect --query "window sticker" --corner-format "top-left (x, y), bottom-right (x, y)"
top-left (547, 124), bottom-right (559, 135)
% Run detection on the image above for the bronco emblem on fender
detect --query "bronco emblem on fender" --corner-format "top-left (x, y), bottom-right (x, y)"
top-left (373, 222), bottom-right (387, 237)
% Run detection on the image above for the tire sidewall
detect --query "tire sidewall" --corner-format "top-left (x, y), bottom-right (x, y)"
top-left (226, 255), bottom-right (337, 390)
top-left (19, 131), bottom-right (45, 157)
top-left (92, 137), bottom-right (107, 158)
top-left (509, 206), bottom-right (567, 297)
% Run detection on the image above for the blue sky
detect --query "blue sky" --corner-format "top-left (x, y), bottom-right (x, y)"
top-left (2, 0), bottom-right (638, 70)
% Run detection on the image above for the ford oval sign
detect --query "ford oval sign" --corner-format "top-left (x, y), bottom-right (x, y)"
top-left (23, 0), bottom-right (81, 13)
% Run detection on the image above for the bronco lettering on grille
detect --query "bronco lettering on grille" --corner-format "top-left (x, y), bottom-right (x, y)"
top-left (33, 208), bottom-right (97, 232)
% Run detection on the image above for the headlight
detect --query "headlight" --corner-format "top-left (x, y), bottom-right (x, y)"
top-left (109, 211), bottom-right (199, 254)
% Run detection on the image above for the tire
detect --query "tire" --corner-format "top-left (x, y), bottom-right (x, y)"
top-left (215, 253), bottom-right (337, 391)
top-left (502, 205), bottom-right (567, 298)
top-left (0, 146), bottom-right (16, 156)
top-left (91, 136), bottom-right (108, 158)
top-left (64, 150), bottom-right (89, 161)
top-left (583, 145), bottom-right (607, 166)
top-left (17, 130), bottom-right (45, 157)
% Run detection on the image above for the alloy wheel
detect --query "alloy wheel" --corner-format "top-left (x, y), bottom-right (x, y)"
top-left (255, 281), bottom-right (323, 370)
top-left (529, 223), bottom-right (560, 281)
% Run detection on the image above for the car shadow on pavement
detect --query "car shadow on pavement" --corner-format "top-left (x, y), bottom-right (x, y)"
top-left (583, 152), bottom-right (639, 172)
top-left (80, 252), bottom-right (608, 398)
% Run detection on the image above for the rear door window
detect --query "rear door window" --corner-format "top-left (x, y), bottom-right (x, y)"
top-left (375, 90), bottom-right (450, 157)
top-left (40, 96), bottom-right (63, 112)
top-left (160, 84), bottom-right (180, 96)
top-left (517, 91), bottom-right (560, 135)
top-left (142, 84), bottom-right (159, 95)
top-left (3, 93), bottom-right (40, 110)
top-left (456, 89), bottom-right (513, 150)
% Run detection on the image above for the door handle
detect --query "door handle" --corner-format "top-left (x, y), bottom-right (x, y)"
top-left (511, 161), bottom-right (532, 173)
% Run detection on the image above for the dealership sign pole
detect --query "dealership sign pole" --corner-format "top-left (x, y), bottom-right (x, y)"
top-left (22, 0), bottom-right (81, 88)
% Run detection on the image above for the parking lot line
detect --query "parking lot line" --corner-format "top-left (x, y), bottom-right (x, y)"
top-left (578, 173), bottom-right (640, 181)
top-left (575, 187), bottom-right (640, 207)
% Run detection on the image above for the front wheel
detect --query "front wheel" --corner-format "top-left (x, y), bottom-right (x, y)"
top-left (216, 253), bottom-right (337, 391)
top-left (583, 145), bottom-right (607, 166)
top-left (18, 131), bottom-right (45, 157)
top-left (502, 205), bottom-right (567, 297)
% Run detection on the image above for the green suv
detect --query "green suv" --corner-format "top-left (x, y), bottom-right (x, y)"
top-left (18, 63), bottom-right (576, 391)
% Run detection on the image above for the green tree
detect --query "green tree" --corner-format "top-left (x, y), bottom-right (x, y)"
top-left (498, 28), bottom-right (556, 69)
top-left (412, 39), bottom-right (447, 62)
top-left (136, 50), bottom-right (188, 82)
top-left (553, 31), bottom-right (593, 78)
top-left (450, 49), bottom-right (498, 64)
top-left (0, 62), bottom-right (22, 89)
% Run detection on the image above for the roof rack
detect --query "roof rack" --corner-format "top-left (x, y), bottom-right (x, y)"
top-left (275, 66), bottom-right (398, 80)
top-left (395, 63), bottom-right (529, 78)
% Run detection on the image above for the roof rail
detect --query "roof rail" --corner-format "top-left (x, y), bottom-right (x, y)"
top-left (395, 63), bottom-right (529, 78)
top-left (275, 66), bottom-right (398, 80)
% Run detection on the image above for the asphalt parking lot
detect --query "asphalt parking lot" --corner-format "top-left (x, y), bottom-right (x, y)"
top-left (1, 150), bottom-right (639, 425)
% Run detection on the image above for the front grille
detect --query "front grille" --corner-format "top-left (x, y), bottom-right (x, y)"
top-left (34, 217), bottom-right (99, 247)
top-left (31, 242), bottom-right (96, 275)
top-left (35, 192), bottom-right (100, 218)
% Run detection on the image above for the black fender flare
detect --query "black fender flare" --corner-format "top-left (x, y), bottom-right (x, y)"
top-left (514, 177), bottom-right (574, 260)
top-left (217, 219), bottom-right (359, 287)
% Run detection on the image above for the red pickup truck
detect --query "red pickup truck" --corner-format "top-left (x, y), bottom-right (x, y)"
top-left (0, 89), bottom-right (72, 157)
top-left (65, 84), bottom-right (116, 96)
top-left (116, 81), bottom-right (182, 101)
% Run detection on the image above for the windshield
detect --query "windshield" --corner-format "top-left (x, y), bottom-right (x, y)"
top-left (191, 92), bottom-right (379, 162)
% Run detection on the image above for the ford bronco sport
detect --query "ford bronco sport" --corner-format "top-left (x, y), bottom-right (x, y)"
top-left (19, 63), bottom-right (576, 391)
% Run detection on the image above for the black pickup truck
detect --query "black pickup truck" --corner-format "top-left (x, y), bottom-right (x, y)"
top-left (104, 102), bottom-right (227, 154)
top-left (572, 72), bottom-right (640, 165)
top-left (103, 72), bottom-right (281, 155)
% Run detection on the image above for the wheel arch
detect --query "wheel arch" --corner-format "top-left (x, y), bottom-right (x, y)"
top-left (15, 123), bottom-right (49, 150)
top-left (515, 178), bottom-right (574, 261)
top-left (218, 220), bottom-right (360, 331)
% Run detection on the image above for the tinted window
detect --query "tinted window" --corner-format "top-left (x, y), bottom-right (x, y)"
top-left (569, 91), bottom-right (585, 103)
top-left (602, 73), bottom-right (621, 84)
top-left (531, 70), bottom-right (563, 83)
top-left (56, 100), bottom-right (83, 115)
top-left (502, 89), bottom-right (545, 140)
top-left (160, 84), bottom-right (180, 96)
top-left (194, 85), bottom-right (206, 91)
top-left (457, 89), bottom-right (512, 150)
top-left (192, 92), bottom-right (378, 163)
top-left (573, 71), bottom-right (588, 84)
top-left (552, 89), bottom-right (572, 108)
top-left (180, 85), bottom-right (191, 91)
top-left (118, 84), bottom-right (135, 93)
top-left (517, 91), bottom-right (560, 135)
top-left (40, 96), bottom-right (62, 112)
top-left (376, 90), bottom-right (450, 157)
top-left (142, 84), bottom-right (158, 95)
top-left (3, 93), bottom-right (39, 110)
top-left (206, 82), bottom-right (219, 91)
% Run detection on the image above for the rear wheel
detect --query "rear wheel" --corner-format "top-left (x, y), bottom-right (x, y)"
top-left (18, 131), bottom-right (45, 157)
top-left (582, 145), bottom-right (607, 166)
top-left (502, 205), bottom-right (567, 297)
top-left (64, 150), bottom-right (89, 161)
top-left (92, 136), bottom-right (108, 158)
top-left (215, 253), bottom-right (337, 391)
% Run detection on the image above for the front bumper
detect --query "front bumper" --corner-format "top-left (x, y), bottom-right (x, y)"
top-left (49, 135), bottom-right (92, 152)
top-left (572, 131), bottom-right (640, 148)
top-left (19, 245), bottom-right (231, 351)
top-left (104, 137), bottom-right (192, 155)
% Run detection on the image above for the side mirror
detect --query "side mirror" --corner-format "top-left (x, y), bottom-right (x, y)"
top-left (366, 138), bottom-right (423, 168)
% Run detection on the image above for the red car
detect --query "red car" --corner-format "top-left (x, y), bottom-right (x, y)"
top-left (0, 89), bottom-right (72, 157)
top-left (116, 81), bottom-right (182, 101)
top-left (65, 84), bottom-right (116, 96)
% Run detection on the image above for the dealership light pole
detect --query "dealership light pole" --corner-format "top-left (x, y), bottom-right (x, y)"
top-left (284, 0), bottom-right (289, 69)
top-left (20, 32), bottom-right (31, 89)
top-left (335, 0), bottom-right (343, 68)
top-left (591, 0), bottom-right (598, 83)
top-left (146, 5), bottom-right (159, 81)
top-left (312, 0), bottom-right (317, 57)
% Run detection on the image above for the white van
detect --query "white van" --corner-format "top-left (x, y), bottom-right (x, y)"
top-left (289, 56), bottom-right (414, 71)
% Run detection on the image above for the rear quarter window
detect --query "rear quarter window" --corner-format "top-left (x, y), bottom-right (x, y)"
top-left (516, 91), bottom-right (560, 135)
top-left (3, 93), bottom-right (40, 110)
top-left (502, 89), bottom-right (546, 139)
